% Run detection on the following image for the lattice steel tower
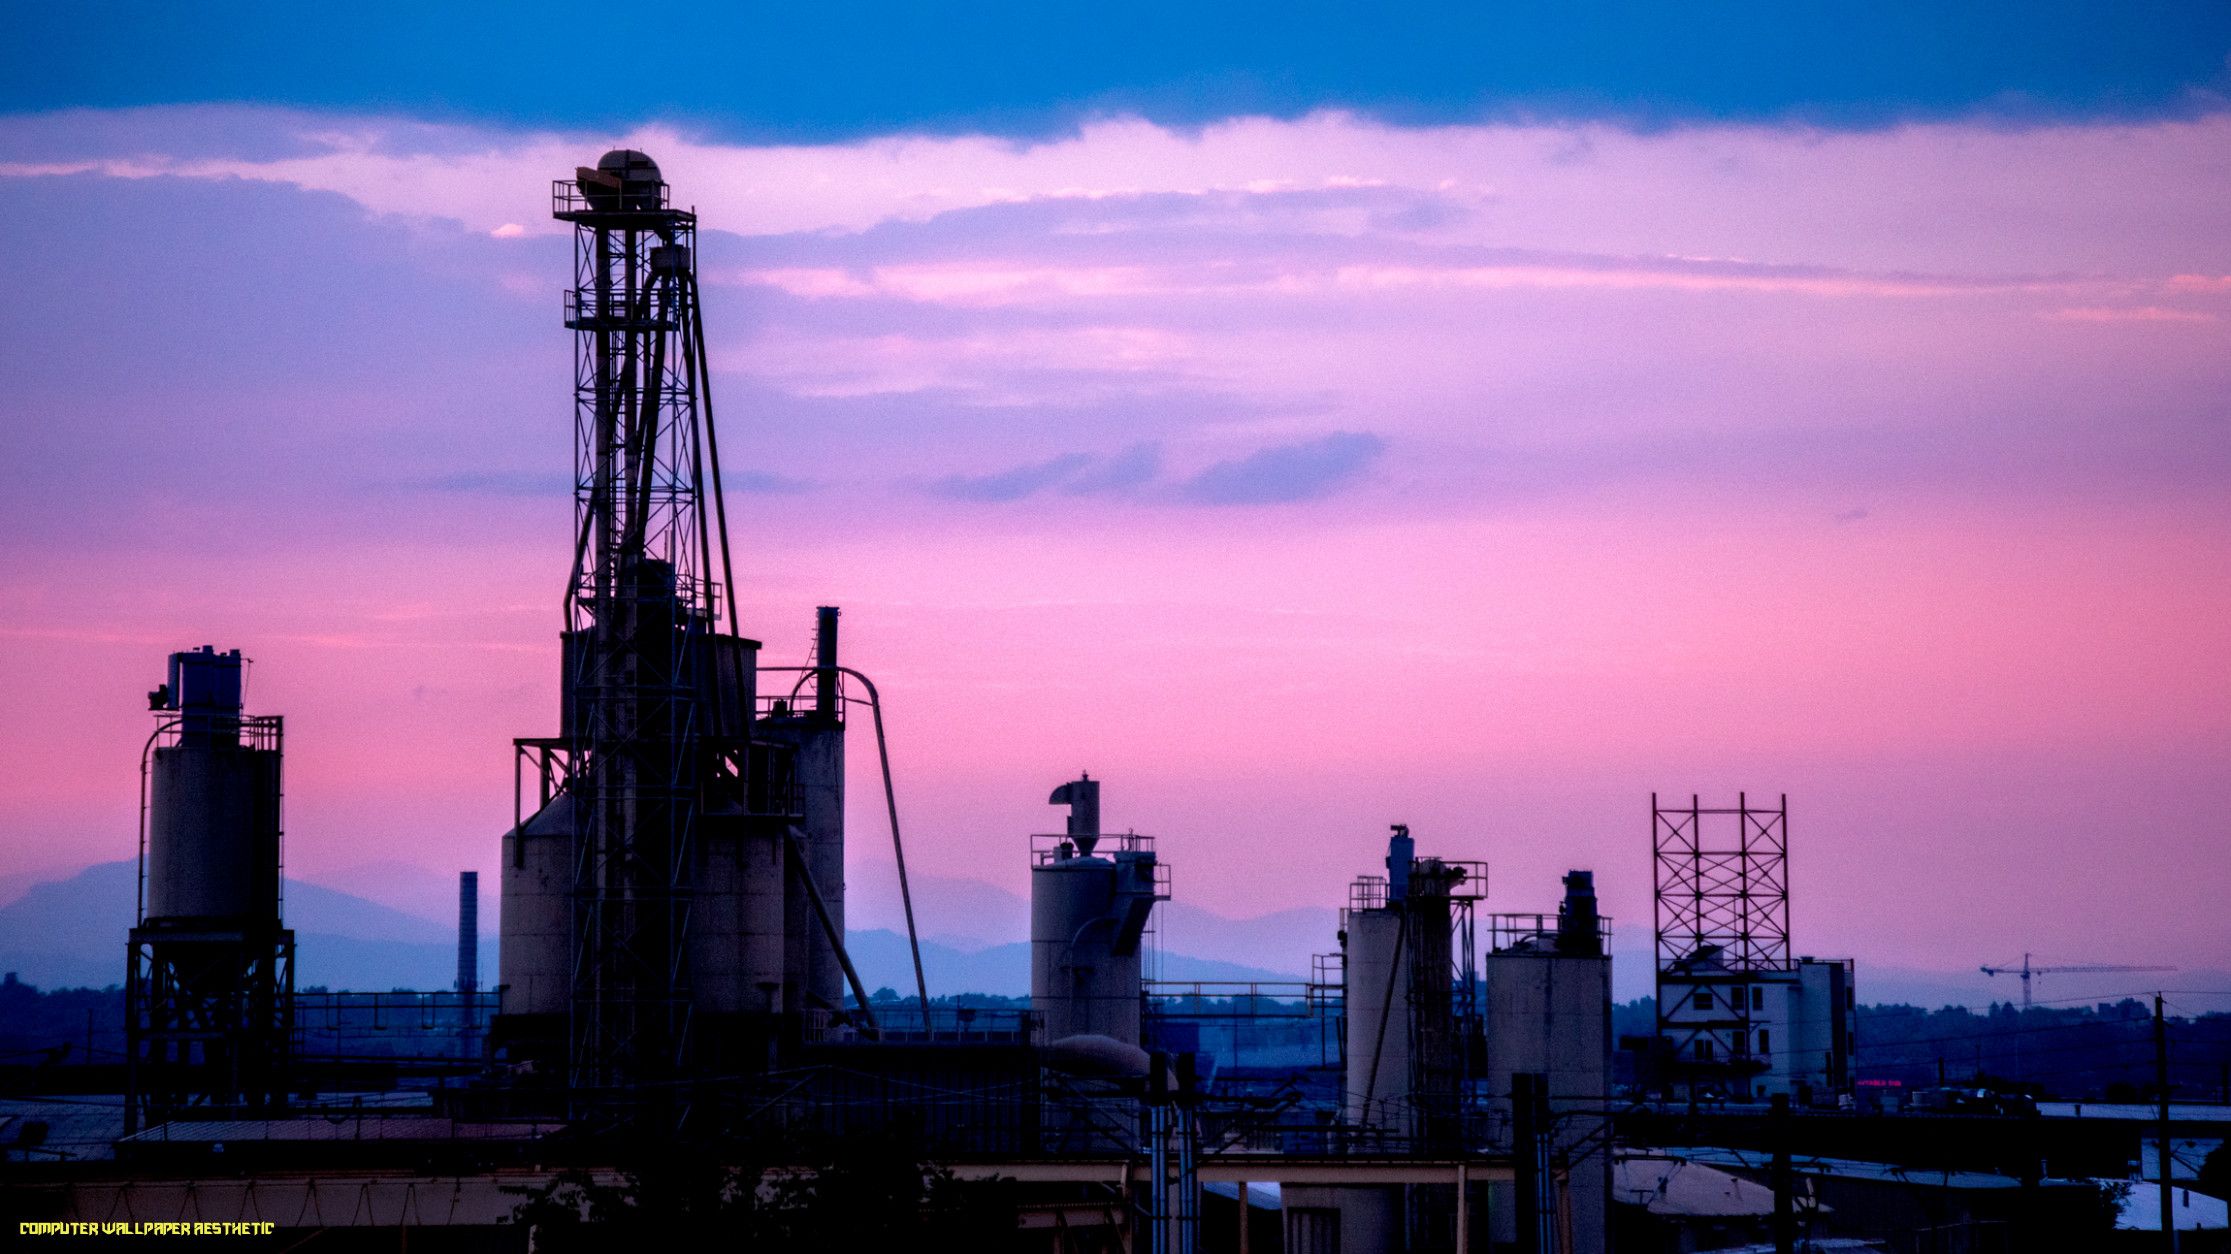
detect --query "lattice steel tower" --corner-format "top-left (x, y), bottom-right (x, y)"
top-left (554, 150), bottom-right (741, 1093)
top-left (1651, 793), bottom-right (1791, 1089)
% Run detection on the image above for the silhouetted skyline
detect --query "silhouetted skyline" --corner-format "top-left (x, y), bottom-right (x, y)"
top-left (1, 9), bottom-right (2226, 983)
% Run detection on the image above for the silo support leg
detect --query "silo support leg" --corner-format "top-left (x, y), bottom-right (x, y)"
top-left (782, 825), bottom-right (879, 1035)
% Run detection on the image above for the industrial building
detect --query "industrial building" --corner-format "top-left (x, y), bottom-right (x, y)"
top-left (7, 149), bottom-right (2206, 1253)
top-left (1650, 795), bottom-right (1856, 1106)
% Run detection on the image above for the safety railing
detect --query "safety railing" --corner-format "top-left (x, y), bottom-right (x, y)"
top-left (1030, 831), bottom-right (1157, 865)
top-left (551, 176), bottom-right (671, 217)
top-left (1483, 911), bottom-right (1613, 953)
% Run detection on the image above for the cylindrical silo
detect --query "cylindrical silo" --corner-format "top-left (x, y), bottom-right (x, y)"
top-left (790, 720), bottom-right (845, 1014)
top-left (1030, 775), bottom-right (1161, 1047)
top-left (143, 648), bottom-right (281, 928)
top-left (759, 607), bottom-right (846, 1020)
top-left (1481, 870), bottom-right (1614, 1254)
top-left (1031, 851), bottom-right (1144, 1043)
top-left (499, 792), bottom-right (573, 1019)
top-left (689, 820), bottom-right (786, 1015)
top-left (1341, 905), bottom-right (1409, 1132)
top-left (1343, 834), bottom-right (1473, 1147)
top-left (145, 740), bottom-right (282, 924)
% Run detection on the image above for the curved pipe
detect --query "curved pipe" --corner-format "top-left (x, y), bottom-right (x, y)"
top-left (135, 717), bottom-right (178, 927)
top-left (759, 665), bottom-right (931, 1033)
top-left (685, 266), bottom-right (742, 639)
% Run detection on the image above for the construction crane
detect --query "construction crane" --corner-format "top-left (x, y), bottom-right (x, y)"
top-left (1980, 954), bottom-right (2175, 1009)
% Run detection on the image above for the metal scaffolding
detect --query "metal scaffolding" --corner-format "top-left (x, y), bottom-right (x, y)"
top-left (552, 156), bottom-right (733, 1097)
top-left (1652, 792), bottom-right (1792, 1091)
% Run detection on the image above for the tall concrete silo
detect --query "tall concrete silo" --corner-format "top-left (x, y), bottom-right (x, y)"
top-left (1481, 870), bottom-right (1614, 1254)
top-left (754, 606), bottom-right (847, 1024)
top-left (125, 646), bottom-right (294, 1133)
top-left (1340, 826), bottom-right (1481, 1146)
top-left (1030, 775), bottom-right (1166, 1046)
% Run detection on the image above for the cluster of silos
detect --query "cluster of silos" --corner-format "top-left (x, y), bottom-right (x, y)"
top-left (1480, 871), bottom-right (1613, 1254)
top-left (492, 153), bottom-right (874, 1090)
top-left (1295, 827), bottom-right (1482, 1253)
top-left (125, 646), bottom-right (294, 1133)
top-left (496, 605), bottom-right (852, 1070)
top-left (1029, 775), bottom-right (1166, 1047)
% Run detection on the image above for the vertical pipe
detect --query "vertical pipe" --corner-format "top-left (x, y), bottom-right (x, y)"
top-left (1512, 1073), bottom-right (1540, 1254)
top-left (1147, 1051), bottom-right (1170, 1254)
top-left (2156, 994), bottom-right (2178, 1253)
top-left (1236, 1177), bottom-right (1251, 1254)
top-left (687, 269), bottom-right (742, 639)
top-left (1770, 1092), bottom-right (1794, 1254)
top-left (862, 681), bottom-right (932, 1032)
top-left (457, 872), bottom-right (479, 994)
top-left (1176, 1052), bottom-right (1199, 1254)
top-left (1454, 1162), bottom-right (1467, 1254)
top-left (815, 607), bottom-right (840, 718)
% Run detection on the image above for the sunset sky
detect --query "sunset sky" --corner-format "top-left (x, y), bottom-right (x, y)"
top-left (2, 4), bottom-right (2227, 978)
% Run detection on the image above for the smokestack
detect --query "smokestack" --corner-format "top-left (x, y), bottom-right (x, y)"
top-left (815, 606), bottom-right (840, 719)
top-left (1556, 869), bottom-right (1602, 956)
top-left (457, 871), bottom-right (479, 993)
top-left (1386, 824), bottom-right (1414, 903)
top-left (1048, 775), bottom-right (1101, 854)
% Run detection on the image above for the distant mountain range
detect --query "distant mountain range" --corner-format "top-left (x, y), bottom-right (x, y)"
top-left (0, 861), bottom-right (466, 992)
top-left (6, 860), bottom-right (2221, 1012)
top-left (0, 860), bottom-right (1302, 996)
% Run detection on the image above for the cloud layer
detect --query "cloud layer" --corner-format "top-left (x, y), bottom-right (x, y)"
top-left (0, 104), bottom-right (2226, 971)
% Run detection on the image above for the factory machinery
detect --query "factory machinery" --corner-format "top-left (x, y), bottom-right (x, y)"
top-left (496, 151), bottom-right (906, 1109)
top-left (70, 153), bottom-right (1631, 1252)
top-left (1276, 828), bottom-right (1613, 1254)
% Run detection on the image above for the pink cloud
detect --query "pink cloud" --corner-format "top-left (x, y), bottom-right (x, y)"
top-left (0, 104), bottom-right (2227, 976)
top-left (2046, 304), bottom-right (2218, 323)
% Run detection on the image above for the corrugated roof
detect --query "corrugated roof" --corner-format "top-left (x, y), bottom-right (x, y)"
top-left (0, 1099), bottom-right (125, 1163)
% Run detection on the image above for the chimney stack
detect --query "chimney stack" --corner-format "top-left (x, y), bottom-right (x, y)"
top-left (457, 871), bottom-right (479, 993)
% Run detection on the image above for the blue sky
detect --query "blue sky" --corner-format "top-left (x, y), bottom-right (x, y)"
top-left (8, 2), bottom-right (2231, 140)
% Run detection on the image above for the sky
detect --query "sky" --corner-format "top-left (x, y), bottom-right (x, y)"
top-left (1, 5), bottom-right (2227, 979)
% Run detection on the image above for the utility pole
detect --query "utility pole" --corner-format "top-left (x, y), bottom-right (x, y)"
top-left (1513, 1073), bottom-right (1541, 1254)
top-left (2155, 994), bottom-right (2177, 1253)
top-left (1770, 1093), bottom-right (1795, 1254)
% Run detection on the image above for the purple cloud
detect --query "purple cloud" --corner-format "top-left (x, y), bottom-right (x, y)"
top-left (1179, 432), bottom-right (1387, 505)
top-left (925, 452), bottom-right (1094, 501)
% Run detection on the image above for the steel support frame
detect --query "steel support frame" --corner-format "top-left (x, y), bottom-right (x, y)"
top-left (1652, 792), bottom-right (1792, 1095)
top-left (123, 928), bottom-right (296, 1135)
top-left (556, 178), bottom-right (718, 1106)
